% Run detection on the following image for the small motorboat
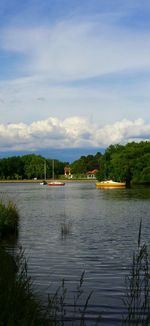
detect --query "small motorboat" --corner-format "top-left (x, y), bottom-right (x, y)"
top-left (96, 180), bottom-right (126, 188)
top-left (48, 181), bottom-right (65, 186)
top-left (40, 180), bottom-right (47, 185)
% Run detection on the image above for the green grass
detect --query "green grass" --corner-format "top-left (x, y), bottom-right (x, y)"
top-left (0, 200), bottom-right (19, 237)
top-left (0, 245), bottom-right (45, 325)
top-left (123, 221), bottom-right (150, 325)
top-left (0, 245), bottom-right (99, 325)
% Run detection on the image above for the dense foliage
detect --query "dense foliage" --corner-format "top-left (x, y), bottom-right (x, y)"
top-left (0, 201), bottom-right (19, 237)
top-left (96, 141), bottom-right (150, 185)
top-left (0, 142), bottom-right (149, 184)
top-left (0, 154), bottom-right (66, 180)
top-left (70, 152), bottom-right (102, 174)
top-left (0, 246), bottom-right (46, 325)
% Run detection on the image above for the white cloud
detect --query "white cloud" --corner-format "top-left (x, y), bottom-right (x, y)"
top-left (94, 119), bottom-right (150, 146)
top-left (0, 116), bottom-right (149, 151)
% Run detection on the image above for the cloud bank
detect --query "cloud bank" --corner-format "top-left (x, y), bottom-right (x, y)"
top-left (0, 116), bottom-right (149, 151)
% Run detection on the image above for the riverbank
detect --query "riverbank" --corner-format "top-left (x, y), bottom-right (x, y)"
top-left (0, 179), bottom-right (96, 183)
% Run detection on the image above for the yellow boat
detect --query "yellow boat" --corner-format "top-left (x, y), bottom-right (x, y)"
top-left (96, 180), bottom-right (126, 188)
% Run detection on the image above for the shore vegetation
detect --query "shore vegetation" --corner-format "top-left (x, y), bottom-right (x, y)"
top-left (96, 141), bottom-right (150, 185)
top-left (0, 141), bottom-right (149, 185)
top-left (0, 200), bottom-right (19, 237)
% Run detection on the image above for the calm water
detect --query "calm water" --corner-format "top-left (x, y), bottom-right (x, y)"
top-left (1, 182), bottom-right (150, 325)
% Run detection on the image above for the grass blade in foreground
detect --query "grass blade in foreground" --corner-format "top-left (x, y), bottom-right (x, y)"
top-left (123, 221), bottom-right (150, 325)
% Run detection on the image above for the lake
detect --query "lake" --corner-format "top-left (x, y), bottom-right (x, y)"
top-left (1, 182), bottom-right (150, 325)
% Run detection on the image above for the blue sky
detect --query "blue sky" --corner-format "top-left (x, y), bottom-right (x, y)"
top-left (0, 0), bottom-right (150, 159)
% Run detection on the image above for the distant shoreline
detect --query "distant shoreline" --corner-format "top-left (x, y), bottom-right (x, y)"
top-left (0, 179), bottom-right (96, 183)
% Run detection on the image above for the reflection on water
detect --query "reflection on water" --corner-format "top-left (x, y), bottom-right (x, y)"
top-left (0, 182), bottom-right (150, 325)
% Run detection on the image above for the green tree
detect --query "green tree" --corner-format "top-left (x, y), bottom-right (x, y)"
top-left (96, 141), bottom-right (150, 185)
top-left (0, 157), bottom-right (24, 180)
top-left (71, 152), bottom-right (102, 175)
top-left (22, 154), bottom-right (45, 179)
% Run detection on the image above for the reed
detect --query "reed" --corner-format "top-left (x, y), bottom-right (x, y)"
top-left (0, 245), bottom-right (44, 325)
top-left (61, 221), bottom-right (72, 237)
top-left (123, 220), bottom-right (150, 325)
top-left (0, 198), bottom-right (99, 325)
top-left (0, 245), bottom-right (99, 325)
top-left (0, 200), bottom-right (19, 237)
top-left (45, 271), bottom-right (98, 325)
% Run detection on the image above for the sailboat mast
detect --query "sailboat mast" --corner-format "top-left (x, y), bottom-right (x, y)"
top-left (52, 160), bottom-right (55, 180)
top-left (44, 161), bottom-right (46, 180)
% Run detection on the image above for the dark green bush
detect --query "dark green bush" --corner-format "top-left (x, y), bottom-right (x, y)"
top-left (0, 246), bottom-right (45, 326)
top-left (0, 200), bottom-right (19, 236)
top-left (0, 245), bottom-right (96, 326)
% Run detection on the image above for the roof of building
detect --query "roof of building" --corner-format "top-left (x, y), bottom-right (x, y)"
top-left (86, 169), bottom-right (98, 174)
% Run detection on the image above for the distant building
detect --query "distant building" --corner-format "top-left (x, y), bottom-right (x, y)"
top-left (86, 169), bottom-right (98, 179)
top-left (64, 166), bottom-right (73, 178)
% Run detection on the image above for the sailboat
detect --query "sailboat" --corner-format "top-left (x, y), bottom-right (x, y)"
top-left (40, 161), bottom-right (48, 185)
top-left (48, 160), bottom-right (65, 187)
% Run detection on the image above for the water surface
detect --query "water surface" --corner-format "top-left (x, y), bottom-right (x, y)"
top-left (0, 182), bottom-right (150, 325)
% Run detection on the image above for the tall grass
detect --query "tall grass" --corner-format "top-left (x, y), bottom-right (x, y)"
top-left (123, 220), bottom-right (150, 325)
top-left (45, 271), bottom-right (98, 325)
top-left (61, 221), bottom-right (72, 238)
top-left (0, 200), bottom-right (19, 237)
top-left (0, 245), bottom-right (44, 325)
top-left (0, 245), bottom-right (99, 325)
top-left (0, 198), bottom-right (99, 325)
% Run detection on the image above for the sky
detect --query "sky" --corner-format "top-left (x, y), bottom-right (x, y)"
top-left (0, 0), bottom-right (150, 160)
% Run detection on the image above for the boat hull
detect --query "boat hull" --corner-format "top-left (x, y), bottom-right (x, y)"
top-left (48, 182), bottom-right (65, 186)
top-left (96, 181), bottom-right (126, 188)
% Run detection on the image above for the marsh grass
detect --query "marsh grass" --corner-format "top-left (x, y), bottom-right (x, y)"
top-left (45, 271), bottom-right (98, 325)
top-left (61, 221), bottom-right (72, 238)
top-left (123, 220), bottom-right (150, 325)
top-left (0, 198), bottom-right (99, 325)
top-left (0, 200), bottom-right (19, 237)
top-left (0, 245), bottom-right (99, 325)
top-left (0, 245), bottom-right (44, 325)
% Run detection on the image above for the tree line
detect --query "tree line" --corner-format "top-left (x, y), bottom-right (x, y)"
top-left (96, 141), bottom-right (150, 185)
top-left (0, 152), bottom-right (103, 180)
top-left (0, 154), bottom-right (66, 180)
top-left (70, 141), bottom-right (150, 184)
top-left (0, 141), bottom-right (149, 184)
